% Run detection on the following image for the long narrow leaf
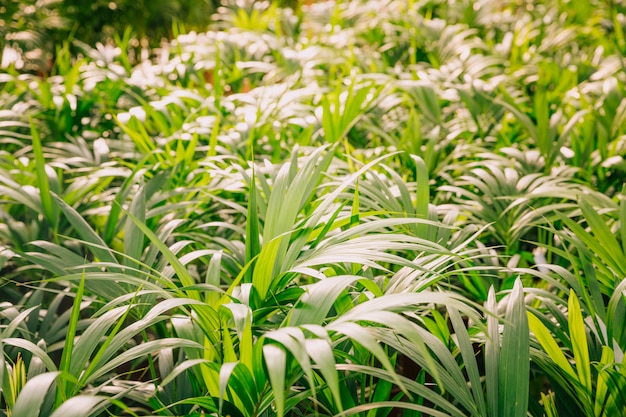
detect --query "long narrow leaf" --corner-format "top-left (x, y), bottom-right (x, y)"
top-left (498, 279), bottom-right (529, 417)
top-left (11, 371), bottom-right (60, 417)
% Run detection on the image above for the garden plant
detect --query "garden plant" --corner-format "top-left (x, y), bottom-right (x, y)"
top-left (2, 0), bottom-right (626, 416)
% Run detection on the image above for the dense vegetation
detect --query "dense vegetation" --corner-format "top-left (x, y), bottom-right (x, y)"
top-left (2, 0), bottom-right (626, 416)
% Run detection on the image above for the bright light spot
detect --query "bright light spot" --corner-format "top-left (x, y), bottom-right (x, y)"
top-left (117, 113), bottom-right (131, 124)
top-left (560, 146), bottom-right (575, 158)
top-left (129, 107), bottom-right (146, 122)
top-left (94, 138), bottom-right (109, 157)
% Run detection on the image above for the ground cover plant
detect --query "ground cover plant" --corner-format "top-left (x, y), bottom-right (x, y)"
top-left (2, 0), bottom-right (626, 415)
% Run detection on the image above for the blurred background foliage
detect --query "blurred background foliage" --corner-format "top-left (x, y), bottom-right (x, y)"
top-left (0, 0), bottom-right (301, 73)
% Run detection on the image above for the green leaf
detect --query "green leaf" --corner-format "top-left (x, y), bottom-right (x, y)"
top-left (485, 287), bottom-right (499, 417)
top-left (288, 275), bottom-right (360, 326)
top-left (124, 209), bottom-right (198, 298)
top-left (337, 322), bottom-right (405, 392)
top-left (413, 155), bottom-right (430, 239)
top-left (541, 391), bottom-right (559, 417)
top-left (160, 359), bottom-right (209, 387)
top-left (12, 371), bottom-right (60, 417)
top-left (30, 118), bottom-right (58, 230)
top-left (569, 290), bottom-right (592, 395)
top-left (1, 338), bottom-right (57, 371)
top-left (305, 336), bottom-right (343, 414)
top-left (86, 338), bottom-right (202, 384)
top-left (264, 343), bottom-right (286, 417)
top-left (449, 307), bottom-right (486, 416)
top-left (621, 196), bottom-right (626, 257)
top-left (49, 395), bottom-right (106, 417)
top-left (594, 346), bottom-right (616, 416)
top-left (218, 362), bottom-right (238, 415)
top-left (498, 278), bottom-right (529, 417)
top-left (338, 401), bottom-right (452, 417)
top-left (123, 182), bottom-right (147, 270)
top-left (52, 195), bottom-right (116, 264)
top-left (0, 306), bottom-right (38, 339)
top-left (580, 197), bottom-right (626, 277)
top-left (57, 271), bottom-right (85, 403)
top-left (245, 168), bottom-right (261, 283)
top-left (350, 179), bottom-right (360, 227)
top-left (252, 235), bottom-right (285, 301)
top-left (528, 313), bottom-right (576, 379)
top-left (75, 305), bottom-right (132, 381)
top-left (495, 95), bottom-right (538, 142)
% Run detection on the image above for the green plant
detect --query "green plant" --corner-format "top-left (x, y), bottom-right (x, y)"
top-left (3, 0), bottom-right (626, 416)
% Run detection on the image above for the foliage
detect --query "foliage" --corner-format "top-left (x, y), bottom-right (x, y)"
top-left (2, 0), bottom-right (626, 416)
top-left (0, 0), bottom-right (217, 73)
